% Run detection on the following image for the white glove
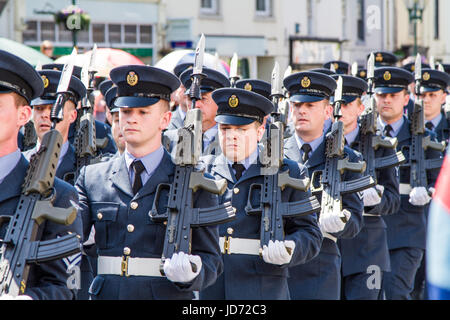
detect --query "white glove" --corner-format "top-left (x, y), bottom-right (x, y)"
top-left (0, 294), bottom-right (32, 300)
top-left (409, 186), bottom-right (432, 206)
top-left (363, 185), bottom-right (383, 207)
top-left (319, 209), bottom-right (351, 233)
top-left (163, 251), bottom-right (202, 283)
top-left (262, 240), bottom-right (295, 265)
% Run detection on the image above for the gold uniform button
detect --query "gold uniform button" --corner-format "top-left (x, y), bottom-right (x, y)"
top-left (127, 224), bottom-right (135, 233)
top-left (123, 247), bottom-right (131, 255)
top-left (130, 202), bottom-right (138, 210)
top-left (233, 188), bottom-right (239, 194)
top-left (227, 227), bottom-right (234, 235)
top-left (97, 212), bottom-right (103, 220)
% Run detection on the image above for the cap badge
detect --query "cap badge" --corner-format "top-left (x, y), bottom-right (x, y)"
top-left (228, 95), bottom-right (239, 108)
top-left (41, 75), bottom-right (49, 88)
top-left (383, 71), bottom-right (391, 81)
top-left (127, 71), bottom-right (138, 86)
top-left (411, 65), bottom-right (415, 72)
top-left (423, 72), bottom-right (430, 81)
top-left (301, 76), bottom-right (311, 88)
top-left (244, 82), bottom-right (252, 91)
top-left (360, 71), bottom-right (366, 78)
top-left (333, 63), bottom-right (339, 70)
top-left (376, 53), bottom-right (383, 62)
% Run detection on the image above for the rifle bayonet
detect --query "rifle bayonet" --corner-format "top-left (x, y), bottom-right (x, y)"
top-left (229, 52), bottom-right (239, 87)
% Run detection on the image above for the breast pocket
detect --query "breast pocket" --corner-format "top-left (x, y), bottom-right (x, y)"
top-left (91, 202), bottom-right (119, 249)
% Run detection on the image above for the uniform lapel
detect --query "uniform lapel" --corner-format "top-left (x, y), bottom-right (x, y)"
top-left (211, 153), bottom-right (235, 183)
top-left (395, 116), bottom-right (411, 144)
top-left (56, 144), bottom-right (76, 179)
top-left (109, 154), bottom-right (134, 198)
top-left (305, 138), bottom-right (326, 169)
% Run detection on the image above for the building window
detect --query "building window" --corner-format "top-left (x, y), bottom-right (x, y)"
top-left (40, 21), bottom-right (55, 42)
top-left (357, 0), bottom-right (365, 41)
top-left (124, 25), bottom-right (137, 44)
top-left (23, 21), bottom-right (37, 42)
top-left (23, 20), bottom-right (154, 53)
top-left (108, 24), bottom-right (121, 44)
top-left (256, 0), bottom-right (272, 16)
top-left (139, 25), bottom-right (152, 44)
top-left (200, 0), bottom-right (218, 15)
top-left (434, 0), bottom-right (439, 39)
top-left (93, 24), bottom-right (105, 43)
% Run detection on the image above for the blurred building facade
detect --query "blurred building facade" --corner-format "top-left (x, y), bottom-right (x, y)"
top-left (0, 0), bottom-right (448, 78)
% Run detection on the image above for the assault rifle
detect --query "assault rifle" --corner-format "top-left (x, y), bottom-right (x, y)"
top-left (400, 54), bottom-right (445, 190)
top-left (150, 35), bottom-right (236, 275)
top-left (359, 53), bottom-right (406, 186)
top-left (311, 76), bottom-right (376, 223)
top-left (72, 45), bottom-right (107, 181)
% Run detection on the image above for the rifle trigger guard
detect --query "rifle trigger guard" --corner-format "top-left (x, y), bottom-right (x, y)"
top-left (245, 183), bottom-right (262, 215)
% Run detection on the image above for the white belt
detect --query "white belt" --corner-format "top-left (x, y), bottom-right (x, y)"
top-left (219, 237), bottom-right (261, 255)
top-left (399, 183), bottom-right (412, 195)
top-left (321, 231), bottom-right (337, 243)
top-left (97, 256), bottom-right (164, 277)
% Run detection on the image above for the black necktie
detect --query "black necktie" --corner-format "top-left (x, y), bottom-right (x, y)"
top-left (301, 143), bottom-right (312, 163)
top-left (383, 124), bottom-right (393, 137)
top-left (131, 160), bottom-right (145, 195)
top-left (232, 163), bottom-right (245, 181)
top-left (425, 122), bottom-right (434, 131)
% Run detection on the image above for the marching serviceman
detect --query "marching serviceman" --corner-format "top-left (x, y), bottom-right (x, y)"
top-left (42, 64), bottom-right (118, 156)
top-left (166, 62), bottom-right (193, 130)
top-left (0, 50), bottom-right (83, 300)
top-left (75, 65), bottom-right (224, 300)
top-left (374, 66), bottom-right (442, 299)
top-left (23, 70), bottom-right (86, 185)
top-left (199, 87), bottom-right (322, 300)
top-left (163, 67), bottom-right (230, 156)
top-left (333, 75), bottom-right (400, 300)
top-left (411, 68), bottom-right (449, 299)
top-left (104, 86), bottom-right (125, 157)
top-left (283, 71), bottom-right (365, 300)
top-left (420, 69), bottom-right (450, 147)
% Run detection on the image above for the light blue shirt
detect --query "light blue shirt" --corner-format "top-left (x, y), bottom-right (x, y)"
top-left (125, 145), bottom-right (165, 187)
top-left (0, 149), bottom-right (21, 184)
top-left (378, 117), bottom-right (404, 137)
top-left (345, 126), bottom-right (360, 146)
top-left (295, 133), bottom-right (324, 160)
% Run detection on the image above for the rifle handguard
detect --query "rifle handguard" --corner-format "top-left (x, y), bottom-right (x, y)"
top-left (337, 157), bottom-right (366, 174)
top-left (32, 199), bottom-right (77, 226)
top-left (278, 171), bottom-right (310, 191)
top-left (22, 130), bottom-right (62, 195)
top-left (423, 135), bottom-right (446, 152)
top-left (189, 171), bottom-right (227, 195)
top-left (373, 135), bottom-right (398, 150)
